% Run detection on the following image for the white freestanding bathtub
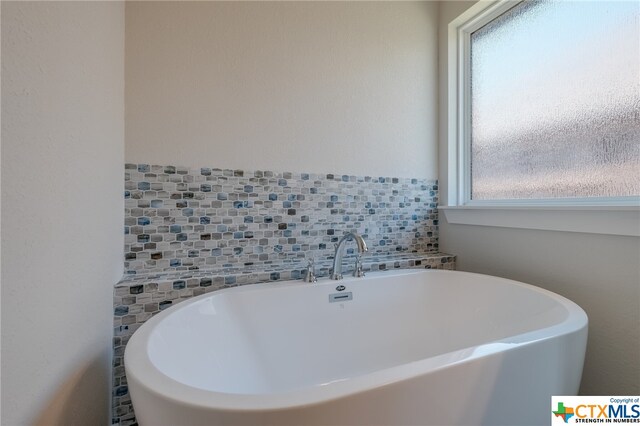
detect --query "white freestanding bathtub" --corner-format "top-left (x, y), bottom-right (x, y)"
top-left (125, 269), bottom-right (588, 426)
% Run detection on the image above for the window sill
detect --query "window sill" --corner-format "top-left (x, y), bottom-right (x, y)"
top-left (439, 205), bottom-right (640, 237)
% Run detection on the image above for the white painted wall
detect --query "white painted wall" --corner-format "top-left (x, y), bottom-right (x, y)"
top-left (438, 1), bottom-right (640, 394)
top-left (125, 1), bottom-right (439, 179)
top-left (1, 2), bottom-right (124, 425)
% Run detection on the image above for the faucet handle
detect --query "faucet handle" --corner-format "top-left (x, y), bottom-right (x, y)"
top-left (303, 259), bottom-right (317, 283)
top-left (353, 255), bottom-right (365, 278)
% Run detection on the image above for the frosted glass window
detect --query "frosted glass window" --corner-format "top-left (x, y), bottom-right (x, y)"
top-left (470, 0), bottom-right (640, 200)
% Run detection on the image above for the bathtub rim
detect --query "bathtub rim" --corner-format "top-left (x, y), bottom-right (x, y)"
top-left (124, 268), bottom-right (588, 412)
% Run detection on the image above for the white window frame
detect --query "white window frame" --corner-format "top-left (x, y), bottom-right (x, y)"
top-left (443, 0), bottom-right (640, 236)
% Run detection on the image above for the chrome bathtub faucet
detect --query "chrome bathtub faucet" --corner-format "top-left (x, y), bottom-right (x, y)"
top-left (330, 232), bottom-right (368, 280)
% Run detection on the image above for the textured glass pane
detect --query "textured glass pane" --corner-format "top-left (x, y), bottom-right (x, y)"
top-left (470, 0), bottom-right (640, 200)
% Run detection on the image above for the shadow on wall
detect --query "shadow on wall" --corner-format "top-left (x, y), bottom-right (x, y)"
top-left (32, 353), bottom-right (110, 426)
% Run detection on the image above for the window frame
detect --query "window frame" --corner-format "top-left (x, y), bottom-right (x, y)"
top-left (447, 0), bottom-right (640, 208)
top-left (443, 0), bottom-right (640, 237)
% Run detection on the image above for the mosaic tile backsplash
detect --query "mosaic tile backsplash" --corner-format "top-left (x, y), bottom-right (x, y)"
top-left (125, 163), bottom-right (439, 275)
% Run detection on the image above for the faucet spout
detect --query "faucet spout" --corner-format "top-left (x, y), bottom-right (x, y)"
top-left (331, 232), bottom-right (368, 280)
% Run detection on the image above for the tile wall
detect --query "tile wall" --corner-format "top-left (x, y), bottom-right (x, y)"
top-left (124, 164), bottom-right (439, 275)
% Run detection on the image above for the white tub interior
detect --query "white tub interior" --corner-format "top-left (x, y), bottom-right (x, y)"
top-left (147, 270), bottom-right (570, 395)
